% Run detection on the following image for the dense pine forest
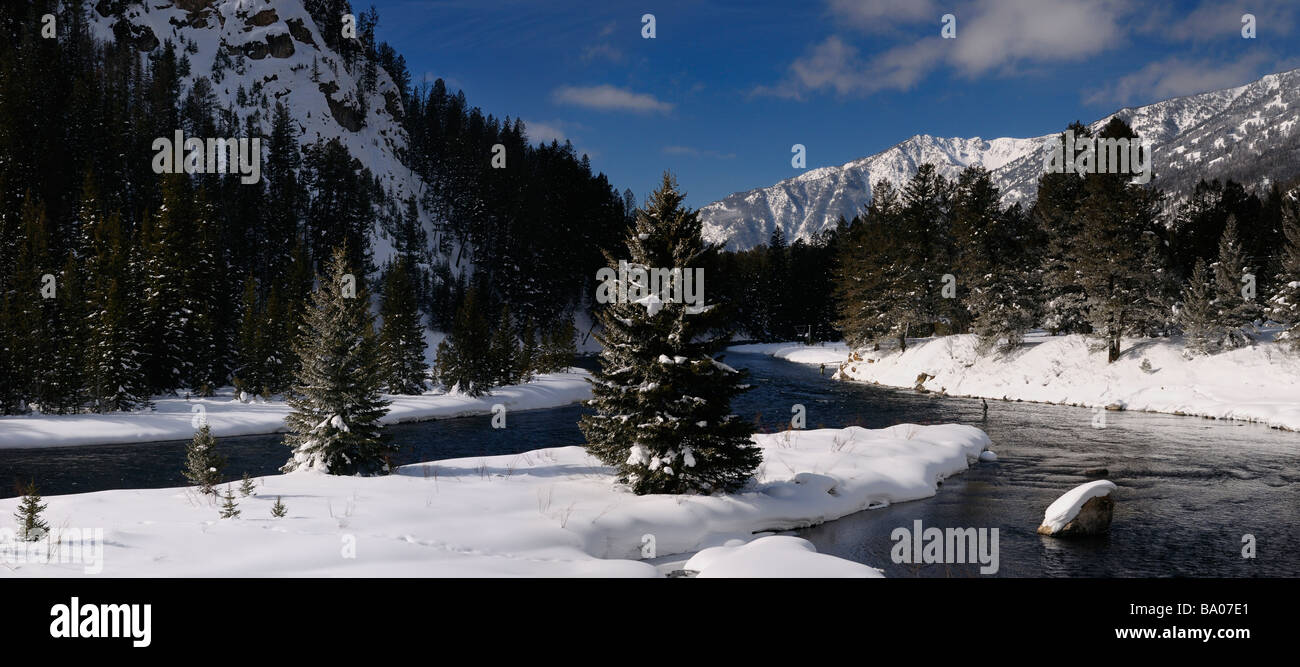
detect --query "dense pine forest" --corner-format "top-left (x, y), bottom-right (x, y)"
top-left (832, 118), bottom-right (1300, 362)
top-left (717, 117), bottom-right (1300, 364)
top-left (0, 0), bottom-right (626, 415)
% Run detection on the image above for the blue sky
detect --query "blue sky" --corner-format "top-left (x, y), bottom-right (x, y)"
top-left (370, 0), bottom-right (1300, 208)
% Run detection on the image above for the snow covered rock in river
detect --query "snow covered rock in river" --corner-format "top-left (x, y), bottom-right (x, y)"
top-left (1037, 480), bottom-right (1117, 537)
top-left (684, 536), bottom-right (883, 578)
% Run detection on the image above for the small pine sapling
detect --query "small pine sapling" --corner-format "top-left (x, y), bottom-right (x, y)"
top-left (13, 481), bottom-right (49, 542)
top-left (239, 472), bottom-right (256, 497)
top-left (219, 486), bottom-right (241, 519)
top-left (183, 423), bottom-right (225, 494)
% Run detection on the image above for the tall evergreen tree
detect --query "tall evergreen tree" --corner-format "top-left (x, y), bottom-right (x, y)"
top-left (1179, 258), bottom-right (1220, 355)
top-left (580, 173), bottom-right (760, 495)
top-left (487, 305), bottom-right (520, 386)
top-left (303, 138), bottom-right (374, 276)
top-left (899, 163), bottom-right (954, 335)
top-left (434, 285), bottom-right (493, 395)
top-left (763, 227), bottom-right (791, 340)
top-left (1073, 119), bottom-right (1167, 362)
top-left (261, 284), bottom-right (294, 394)
top-left (536, 318), bottom-right (576, 373)
top-left (282, 247), bottom-right (394, 475)
top-left (378, 256), bottom-right (428, 394)
top-left (5, 196), bottom-right (56, 412)
top-left (186, 186), bottom-right (223, 395)
top-left (234, 275), bottom-right (265, 395)
top-left (1035, 122), bottom-right (1092, 335)
top-left (264, 102), bottom-right (305, 282)
top-left (834, 181), bottom-right (915, 350)
top-left (1268, 199), bottom-right (1300, 348)
top-left (515, 317), bottom-right (538, 382)
top-left (953, 168), bottom-right (1041, 351)
top-left (48, 252), bottom-right (86, 413)
top-left (82, 210), bottom-right (148, 412)
top-left (137, 175), bottom-right (193, 393)
top-left (1210, 215), bottom-right (1259, 348)
top-left (269, 234), bottom-right (316, 392)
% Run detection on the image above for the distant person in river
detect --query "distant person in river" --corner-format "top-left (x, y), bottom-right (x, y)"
top-left (982, 398), bottom-right (988, 420)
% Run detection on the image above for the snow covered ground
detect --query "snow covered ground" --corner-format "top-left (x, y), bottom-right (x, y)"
top-left (727, 342), bottom-right (851, 365)
top-left (0, 371), bottom-right (593, 450)
top-left (834, 332), bottom-right (1300, 432)
top-left (0, 424), bottom-right (991, 577)
top-left (685, 535), bottom-right (882, 578)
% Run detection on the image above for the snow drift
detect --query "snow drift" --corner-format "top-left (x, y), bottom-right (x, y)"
top-left (0, 370), bottom-right (593, 449)
top-left (0, 424), bottom-right (991, 577)
top-left (836, 332), bottom-right (1300, 431)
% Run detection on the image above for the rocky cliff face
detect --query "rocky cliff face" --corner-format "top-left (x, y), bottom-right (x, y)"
top-left (89, 0), bottom-right (429, 263)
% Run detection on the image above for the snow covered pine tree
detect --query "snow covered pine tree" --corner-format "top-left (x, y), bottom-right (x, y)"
top-left (282, 247), bottom-right (395, 475)
top-left (580, 173), bottom-right (760, 495)
top-left (183, 423), bottom-right (225, 494)
top-left (1269, 200), bottom-right (1300, 348)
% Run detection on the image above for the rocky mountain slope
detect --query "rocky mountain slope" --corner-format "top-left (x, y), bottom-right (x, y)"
top-left (87, 0), bottom-right (429, 263)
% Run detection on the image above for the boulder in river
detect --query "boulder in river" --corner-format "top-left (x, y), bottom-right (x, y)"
top-left (1037, 480), bottom-right (1116, 536)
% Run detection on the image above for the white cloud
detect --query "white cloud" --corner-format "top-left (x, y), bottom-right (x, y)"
top-left (754, 35), bottom-right (943, 99)
top-left (523, 120), bottom-right (568, 144)
top-left (767, 0), bottom-right (1134, 98)
top-left (1153, 0), bottom-right (1297, 42)
top-left (948, 0), bottom-right (1129, 75)
top-left (552, 85), bottom-right (674, 113)
top-left (826, 0), bottom-right (940, 32)
top-left (522, 119), bottom-right (597, 158)
top-left (663, 145), bottom-right (736, 159)
top-left (421, 71), bottom-right (463, 89)
top-left (581, 43), bottom-right (625, 63)
top-left (1085, 54), bottom-right (1273, 106)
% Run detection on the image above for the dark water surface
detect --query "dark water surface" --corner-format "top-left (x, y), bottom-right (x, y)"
top-left (1, 352), bottom-right (1296, 576)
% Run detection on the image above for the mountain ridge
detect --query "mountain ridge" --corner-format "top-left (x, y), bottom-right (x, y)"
top-left (701, 67), bottom-right (1300, 251)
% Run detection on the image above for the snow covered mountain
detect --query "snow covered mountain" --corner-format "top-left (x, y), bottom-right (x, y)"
top-left (702, 67), bottom-right (1300, 251)
top-left (700, 135), bottom-right (1041, 251)
top-left (87, 0), bottom-right (429, 263)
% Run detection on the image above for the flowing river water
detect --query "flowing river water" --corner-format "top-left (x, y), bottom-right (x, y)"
top-left (1, 352), bottom-right (1297, 576)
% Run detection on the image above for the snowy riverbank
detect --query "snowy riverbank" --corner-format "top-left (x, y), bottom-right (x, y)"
top-left (836, 332), bottom-right (1300, 432)
top-left (0, 424), bottom-right (991, 577)
top-left (727, 342), bottom-right (851, 365)
top-left (0, 370), bottom-right (594, 449)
